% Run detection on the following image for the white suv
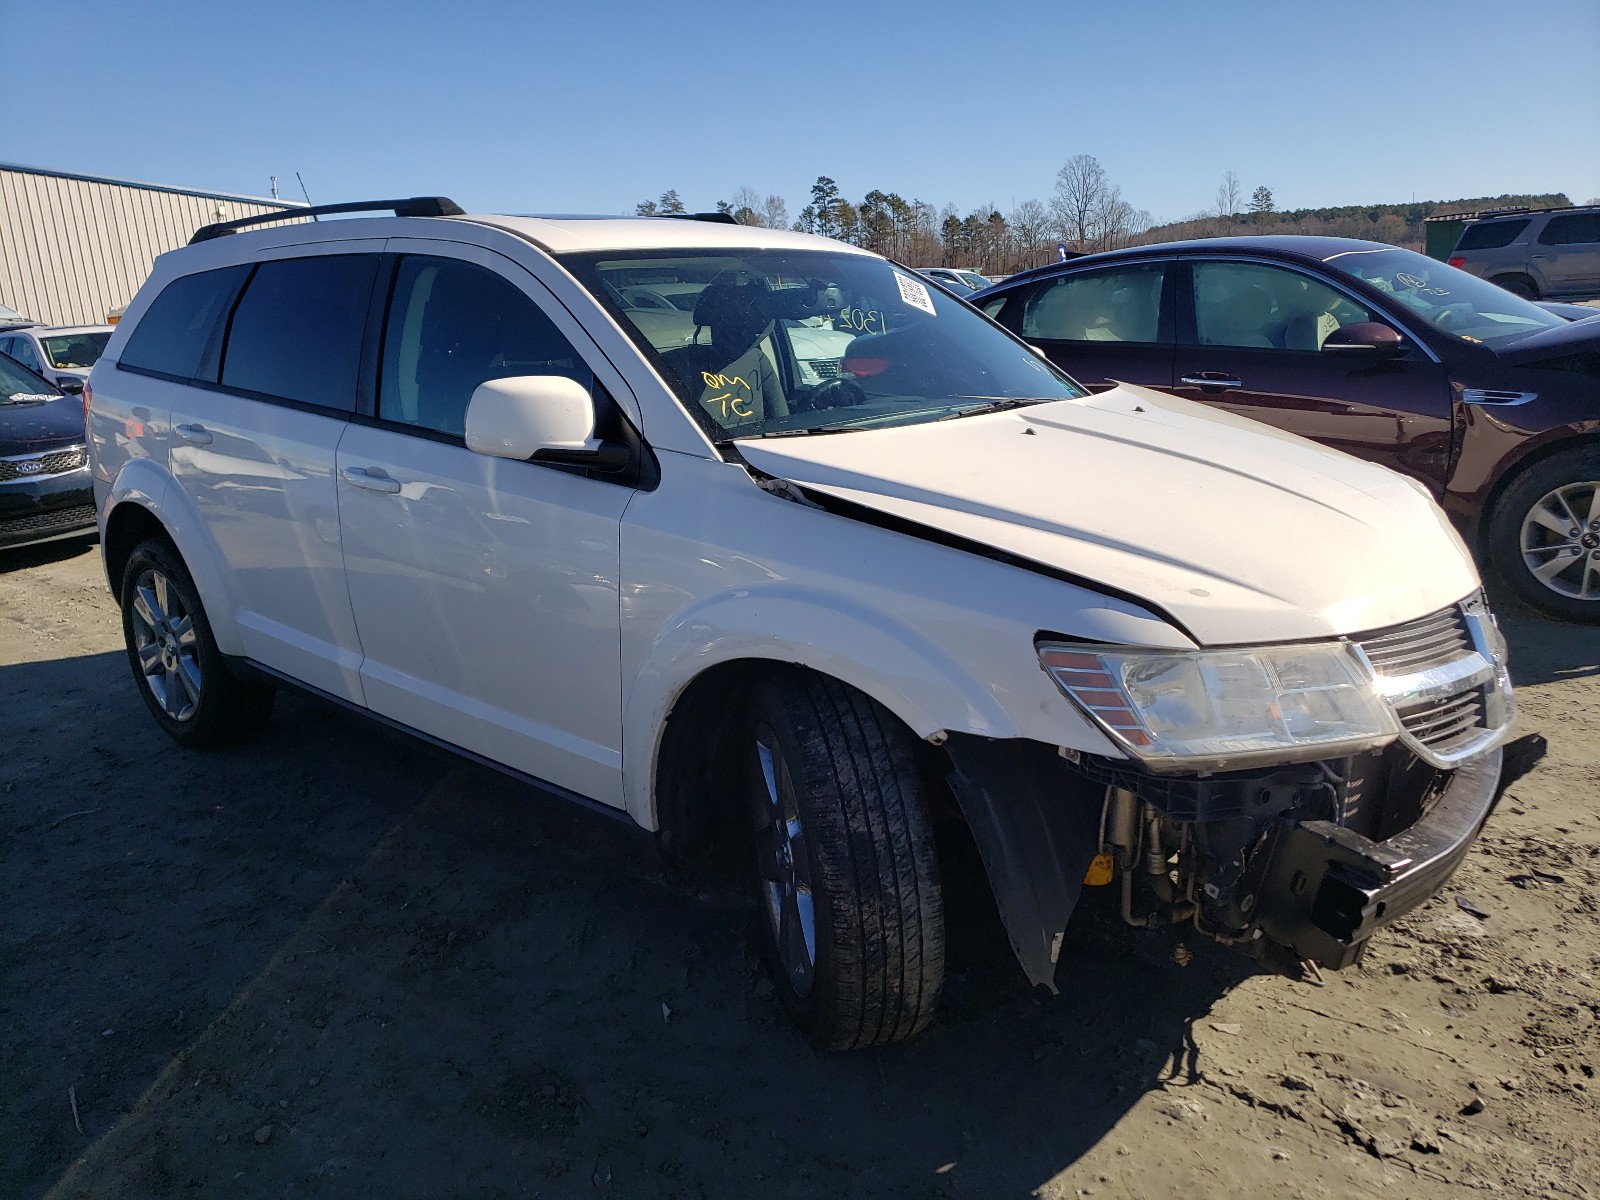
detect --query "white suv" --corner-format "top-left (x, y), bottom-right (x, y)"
top-left (90, 199), bottom-right (1521, 1048)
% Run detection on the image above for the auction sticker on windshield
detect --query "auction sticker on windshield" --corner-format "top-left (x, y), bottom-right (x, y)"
top-left (895, 272), bottom-right (937, 316)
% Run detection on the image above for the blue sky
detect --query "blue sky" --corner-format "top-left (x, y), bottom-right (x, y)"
top-left (10, 0), bottom-right (1598, 223)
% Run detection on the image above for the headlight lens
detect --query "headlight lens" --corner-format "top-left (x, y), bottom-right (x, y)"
top-left (1038, 641), bottom-right (1399, 771)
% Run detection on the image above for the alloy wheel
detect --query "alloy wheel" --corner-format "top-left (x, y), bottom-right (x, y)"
top-left (752, 725), bottom-right (816, 997)
top-left (129, 567), bottom-right (202, 721)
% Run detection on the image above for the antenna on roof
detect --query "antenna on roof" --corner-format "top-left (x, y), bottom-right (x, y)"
top-left (296, 172), bottom-right (317, 220)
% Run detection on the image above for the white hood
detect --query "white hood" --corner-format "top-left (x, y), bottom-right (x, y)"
top-left (736, 385), bottom-right (1480, 646)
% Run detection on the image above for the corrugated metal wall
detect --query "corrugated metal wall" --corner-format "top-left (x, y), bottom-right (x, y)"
top-left (0, 166), bottom-right (302, 326)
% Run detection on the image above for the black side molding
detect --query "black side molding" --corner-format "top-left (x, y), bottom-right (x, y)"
top-left (189, 197), bottom-right (466, 244)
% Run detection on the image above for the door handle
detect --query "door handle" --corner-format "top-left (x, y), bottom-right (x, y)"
top-left (1179, 375), bottom-right (1244, 391)
top-left (340, 466), bottom-right (402, 495)
top-left (174, 423), bottom-right (213, 446)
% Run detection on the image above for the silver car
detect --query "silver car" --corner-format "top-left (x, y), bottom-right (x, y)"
top-left (1448, 206), bottom-right (1600, 301)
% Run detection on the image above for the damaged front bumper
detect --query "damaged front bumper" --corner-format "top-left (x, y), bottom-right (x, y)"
top-left (1251, 747), bottom-right (1502, 969)
top-left (944, 732), bottom-right (1542, 988)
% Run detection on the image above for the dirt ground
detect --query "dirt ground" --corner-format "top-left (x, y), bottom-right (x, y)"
top-left (3, 536), bottom-right (1597, 1200)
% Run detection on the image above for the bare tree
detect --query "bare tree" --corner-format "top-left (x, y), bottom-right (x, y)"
top-left (1215, 171), bottom-right (1242, 219)
top-left (759, 194), bottom-right (789, 230)
top-left (1008, 198), bottom-right (1052, 270)
top-left (729, 185), bottom-right (764, 225)
top-left (1051, 155), bottom-right (1109, 250)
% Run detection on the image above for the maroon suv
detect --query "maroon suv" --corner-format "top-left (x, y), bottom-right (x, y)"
top-left (973, 237), bottom-right (1600, 622)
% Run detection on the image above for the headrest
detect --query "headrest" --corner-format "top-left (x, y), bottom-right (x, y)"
top-left (692, 278), bottom-right (772, 344)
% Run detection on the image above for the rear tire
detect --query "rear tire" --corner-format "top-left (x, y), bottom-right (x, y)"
top-left (120, 539), bottom-right (275, 745)
top-left (1486, 445), bottom-right (1600, 623)
top-left (1491, 274), bottom-right (1538, 300)
top-left (745, 670), bottom-right (944, 1049)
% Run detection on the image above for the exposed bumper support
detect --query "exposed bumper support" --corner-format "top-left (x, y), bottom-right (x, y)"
top-left (1253, 744), bottom-right (1517, 968)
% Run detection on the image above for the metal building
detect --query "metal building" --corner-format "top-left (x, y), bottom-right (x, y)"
top-left (0, 162), bottom-right (303, 327)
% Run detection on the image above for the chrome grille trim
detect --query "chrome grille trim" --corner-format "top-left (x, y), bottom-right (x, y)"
top-left (0, 446), bottom-right (87, 482)
top-left (1353, 594), bottom-right (1514, 769)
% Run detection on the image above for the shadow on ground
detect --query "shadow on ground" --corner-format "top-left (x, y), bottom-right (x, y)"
top-left (4, 649), bottom-right (1254, 1200)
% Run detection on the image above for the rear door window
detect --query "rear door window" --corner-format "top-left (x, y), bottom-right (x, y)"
top-left (119, 265), bottom-right (250, 381)
top-left (1454, 219), bottom-right (1529, 251)
top-left (220, 255), bottom-right (378, 410)
top-left (1538, 213), bottom-right (1600, 246)
top-left (378, 255), bottom-right (593, 438)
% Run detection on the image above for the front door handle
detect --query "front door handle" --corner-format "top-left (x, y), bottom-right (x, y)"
top-left (340, 466), bottom-right (402, 495)
top-left (174, 423), bottom-right (213, 446)
top-left (1179, 375), bottom-right (1244, 391)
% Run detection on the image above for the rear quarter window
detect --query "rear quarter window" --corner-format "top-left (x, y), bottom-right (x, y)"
top-left (220, 255), bottom-right (378, 410)
top-left (119, 265), bottom-right (250, 381)
top-left (1454, 219), bottom-right (1530, 251)
top-left (1538, 213), bottom-right (1600, 246)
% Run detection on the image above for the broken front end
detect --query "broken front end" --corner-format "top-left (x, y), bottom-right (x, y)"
top-left (946, 595), bottom-right (1534, 986)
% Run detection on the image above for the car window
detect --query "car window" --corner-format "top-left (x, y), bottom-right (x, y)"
top-left (1455, 220), bottom-right (1529, 251)
top-left (566, 248), bottom-right (1082, 440)
top-left (120, 265), bottom-right (251, 381)
top-left (1192, 261), bottom-right (1375, 351)
top-left (0, 353), bottom-right (60, 401)
top-left (378, 256), bottom-right (594, 438)
top-left (1323, 245), bottom-right (1566, 347)
top-left (220, 256), bottom-right (378, 410)
top-left (41, 332), bottom-right (111, 369)
top-left (7, 336), bottom-right (45, 373)
top-left (1023, 264), bottom-right (1165, 343)
top-left (1538, 213), bottom-right (1600, 247)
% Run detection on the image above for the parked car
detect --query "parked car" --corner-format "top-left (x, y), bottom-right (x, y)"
top-left (1, 351), bottom-right (95, 550)
top-left (0, 324), bottom-right (115, 394)
top-left (1535, 300), bottom-right (1600, 322)
top-left (918, 267), bottom-right (992, 293)
top-left (972, 236), bottom-right (1600, 623)
top-left (1447, 206), bottom-right (1600, 300)
top-left (0, 301), bottom-right (33, 331)
top-left (90, 200), bottom-right (1523, 1048)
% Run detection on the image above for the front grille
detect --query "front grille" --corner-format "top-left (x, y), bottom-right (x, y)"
top-left (0, 503), bottom-right (97, 537)
top-left (0, 447), bottom-right (87, 482)
top-left (1354, 599), bottom-right (1507, 764)
top-left (1395, 689), bottom-right (1488, 756)
top-left (1357, 605), bottom-right (1473, 677)
top-left (810, 358), bottom-right (841, 379)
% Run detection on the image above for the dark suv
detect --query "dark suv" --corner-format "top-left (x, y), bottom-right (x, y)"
top-left (1448, 206), bottom-right (1600, 301)
top-left (972, 236), bottom-right (1600, 622)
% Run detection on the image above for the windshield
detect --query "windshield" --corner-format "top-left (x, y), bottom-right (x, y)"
top-left (0, 353), bottom-right (61, 403)
top-left (41, 331), bottom-right (110, 369)
top-left (1322, 246), bottom-right (1566, 348)
top-left (566, 249), bottom-right (1083, 440)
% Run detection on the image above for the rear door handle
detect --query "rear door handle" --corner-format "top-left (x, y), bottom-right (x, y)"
top-left (340, 466), bottom-right (402, 495)
top-left (1179, 375), bottom-right (1243, 391)
top-left (174, 423), bottom-right (213, 446)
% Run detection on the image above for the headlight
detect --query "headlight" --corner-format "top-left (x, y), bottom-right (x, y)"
top-left (1038, 641), bottom-right (1399, 772)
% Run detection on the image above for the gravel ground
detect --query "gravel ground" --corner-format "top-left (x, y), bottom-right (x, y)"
top-left (2, 536), bottom-right (1597, 1200)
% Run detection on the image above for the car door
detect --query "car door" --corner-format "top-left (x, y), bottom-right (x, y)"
top-left (1534, 212), bottom-right (1600, 297)
top-left (1173, 257), bottom-right (1457, 492)
top-left (1001, 261), bottom-right (1174, 392)
top-left (335, 243), bottom-right (634, 806)
top-left (167, 245), bottom-right (380, 702)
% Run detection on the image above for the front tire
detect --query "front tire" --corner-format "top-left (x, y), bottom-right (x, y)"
top-left (120, 539), bottom-right (275, 745)
top-left (746, 671), bottom-right (944, 1049)
top-left (1486, 445), bottom-right (1600, 622)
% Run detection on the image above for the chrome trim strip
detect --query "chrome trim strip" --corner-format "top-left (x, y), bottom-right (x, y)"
top-left (1462, 388), bottom-right (1538, 407)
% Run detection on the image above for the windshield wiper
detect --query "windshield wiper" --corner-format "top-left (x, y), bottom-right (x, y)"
top-left (936, 397), bottom-right (1054, 421)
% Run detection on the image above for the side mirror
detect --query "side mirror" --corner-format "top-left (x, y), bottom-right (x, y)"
top-left (56, 378), bottom-right (84, 395)
top-left (464, 375), bottom-right (628, 471)
top-left (1322, 322), bottom-right (1404, 355)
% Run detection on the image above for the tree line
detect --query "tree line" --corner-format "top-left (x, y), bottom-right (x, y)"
top-left (636, 165), bottom-right (1575, 274)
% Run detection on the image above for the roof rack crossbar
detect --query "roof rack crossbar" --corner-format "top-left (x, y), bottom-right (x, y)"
top-left (189, 196), bottom-right (465, 244)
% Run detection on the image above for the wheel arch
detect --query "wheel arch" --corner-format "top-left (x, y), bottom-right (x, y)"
top-left (1473, 428), bottom-right (1600, 558)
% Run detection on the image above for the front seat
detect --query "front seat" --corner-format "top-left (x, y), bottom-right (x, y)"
top-left (688, 279), bottom-right (789, 428)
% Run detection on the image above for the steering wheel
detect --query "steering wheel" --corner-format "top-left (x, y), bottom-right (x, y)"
top-left (802, 377), bottom-right (870, 412)
top-left (1432, 302), bottom-right (1472, 331)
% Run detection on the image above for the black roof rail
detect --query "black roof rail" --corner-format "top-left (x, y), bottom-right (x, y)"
top-left (189, 196), bottom-right (466, 244)
top-left (658, 211), bottom-right (738, 225)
